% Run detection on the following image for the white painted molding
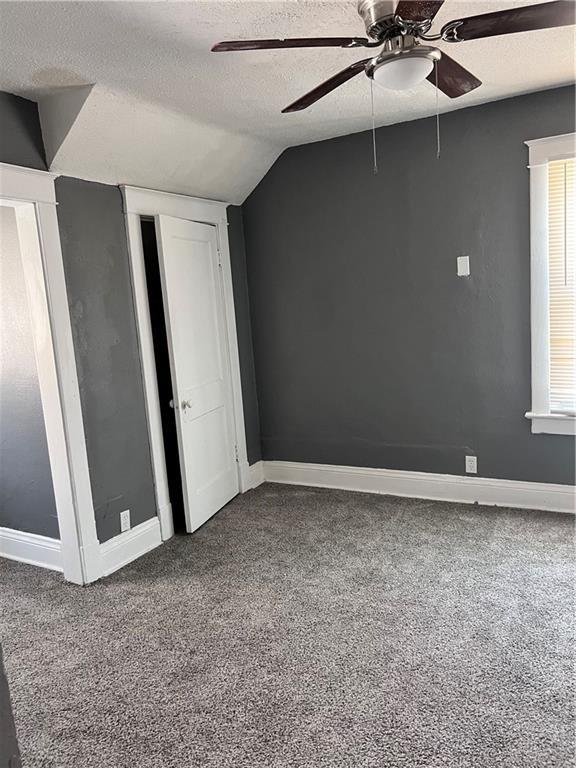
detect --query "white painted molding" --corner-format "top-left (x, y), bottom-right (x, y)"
top-left (0, 528), bottom-right (62, 572)
top-left (525, 133), bottom-right (575, 436)
top-left (0, 162), bottom-right (58, 205)
top-left (0, 164), bottom-right (101, 585)
top-left (247, 461), bottom-right (265, 490)
top-left (263, 462), bottom-right (575, 515)
top-left (36, 197), bottom-right (102, 584)
top-left (525, 412), bottom-right (576, 436)
top-left (215, 206), bottom-right (251, 494)
top-left (122, 185), bottom-right (225, 223)
top-left (525, 133), bottom-right (576, 167)
top-left (238, 461), bottom-right (251, 493)
top-left (100, 518), bottom-right (162, 578)
top-left (123, 210), bottom-right (173, 541)
top-left (158, 503), bottom-right (174, 542)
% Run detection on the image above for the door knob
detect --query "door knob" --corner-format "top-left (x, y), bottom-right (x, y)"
top-left (169, 399), bottom-right (192, 410)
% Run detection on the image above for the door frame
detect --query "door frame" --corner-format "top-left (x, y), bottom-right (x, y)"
top-left (0, 163), bottom-right (101, 584)
top-left (121, 186), bottom-right (250, 541)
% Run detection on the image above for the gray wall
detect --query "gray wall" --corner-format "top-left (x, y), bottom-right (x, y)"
top-left (227, 205), bottom-right (262, 464)
top-left (243, 86), bottom-right (575, 485)
top-left (55, 178), bottom-right (156, 542)
top-left (0, 90), bottom-right (262, 550)
top-left (0, 92), bottom-right (58, 538)
top-left (0, 90), bottom-right (157, 544)
top-left (0, 92), bottom-right (46, 170)
top-left (0, 207), bottom-right (59, 538)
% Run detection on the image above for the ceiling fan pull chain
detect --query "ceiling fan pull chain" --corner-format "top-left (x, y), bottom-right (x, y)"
top-left (435, 58), bottom-right (441, 160)
top-left (370, 77), bottom-right (378, 175)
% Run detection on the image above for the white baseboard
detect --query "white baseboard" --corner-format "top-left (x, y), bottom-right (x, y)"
top-left (247, 461), bottom-right (265, 490)
top-left (263, 461), bottom-right (575, 514)
top-left (0, 527), bottom-right (63, 572)
top-left (100, 517), bottom-right (162, 577)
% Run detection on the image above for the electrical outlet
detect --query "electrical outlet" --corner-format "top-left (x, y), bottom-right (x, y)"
top-left (457, 256), bottom-right (470, 277)
top-left (120, 509), bottom-right (131, 532)
top-left (465, 455), bottom-right (477, 474)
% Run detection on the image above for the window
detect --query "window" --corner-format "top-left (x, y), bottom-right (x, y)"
top-left (526, 133), bottom-right (575, 435)
top-left (548, 158), bottom-right (575, 413)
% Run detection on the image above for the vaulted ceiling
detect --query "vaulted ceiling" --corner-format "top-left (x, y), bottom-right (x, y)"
top-left (0, 1), bottom-right (573, 203)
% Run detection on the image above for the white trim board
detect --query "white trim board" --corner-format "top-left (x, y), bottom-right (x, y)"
top-left (525, 133), bottom-right (576, 436)
top-left (247, 461), bottom-right (265, 490)
top-left (100, 517), bottom-right (162, 577)
top-left (263, 462), bottom-right (575, 514)
top-left (0, 528), bottom-right (62, 572)
top-left (0, 162), bottom-right (58, 205)
top-left (0, 519), bottom-right (163, 580)
top-left (0, 163), bottom-right (101, 585)
top-left (123, 209), bottom-right (173, 541)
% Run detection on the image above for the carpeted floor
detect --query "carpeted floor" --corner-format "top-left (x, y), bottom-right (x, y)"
top-left (0, 645), bottom-right (21, 768)
top-left (0, 483), bottom-right (574, 768)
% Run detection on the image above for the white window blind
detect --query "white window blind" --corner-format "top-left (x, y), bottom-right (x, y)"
top-left (547, 158), bottom-right (575, 414)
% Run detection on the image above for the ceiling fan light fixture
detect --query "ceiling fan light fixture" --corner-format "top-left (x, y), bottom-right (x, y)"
top-left (371, 49), bottom-right (440, 91)
top-left (213, 0), bottom-right (575, 111)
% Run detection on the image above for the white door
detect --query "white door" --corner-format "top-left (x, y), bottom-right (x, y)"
top-left (155, 215), bottom-right (239, 532)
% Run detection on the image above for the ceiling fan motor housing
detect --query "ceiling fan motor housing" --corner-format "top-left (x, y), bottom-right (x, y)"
top-left (366, 34), bottom-right (441, 89)
top-left (357, 0), bottom-right (398, 40)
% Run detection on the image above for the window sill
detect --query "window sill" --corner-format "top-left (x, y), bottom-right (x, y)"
top-left (525, 412), bottom-right (576, 436)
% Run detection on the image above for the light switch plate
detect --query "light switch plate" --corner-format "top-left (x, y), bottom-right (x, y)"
top-left (457, 256), bottom-right (470, 277)
top-left (465, 455), bottom-right (477, 474)
top-left (120, 509), bottom-right (131, 532)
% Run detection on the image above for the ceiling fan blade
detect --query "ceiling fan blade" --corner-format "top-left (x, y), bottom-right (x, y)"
top-left (282, 58), bottom-right (371, 113)
top-left (426, 53), bottom-right (482, 98)
top-left (212, 37), bottom-right (374, 52)
top-left (442, 0), bottom-right (575, 42)
top-left (395, 1), bottom-right (445, 22)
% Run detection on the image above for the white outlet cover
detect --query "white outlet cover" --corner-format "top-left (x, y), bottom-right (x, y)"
top-left (465, 456), bottom-right (478, 474)
top-left (120, 509), bottom-right (131, 532)
top-left (457, 256), bottom-right (470, 277)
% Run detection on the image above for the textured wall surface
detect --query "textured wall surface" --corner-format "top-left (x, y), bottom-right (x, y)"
top-left (56, 177), bottom-right (156, 542)
top-left (0, 91), bottom-right (46, 170)
top-left (243, 86), bottom-right (575, 485)
top-left (0, 206), bottom-right (59, 537)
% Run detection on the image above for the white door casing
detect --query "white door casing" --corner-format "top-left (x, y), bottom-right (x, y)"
top-left (155, 215), bottom-right (239, 531)
top-left (122, 186), bottom-right (252, 543)
top-left (0, 163), bottom-right (101, 584)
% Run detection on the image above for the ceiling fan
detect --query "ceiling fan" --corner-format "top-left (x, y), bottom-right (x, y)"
top-left (212, 1), bottom-right (574, 112)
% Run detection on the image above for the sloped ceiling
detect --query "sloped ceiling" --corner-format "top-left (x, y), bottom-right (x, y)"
top-left (0, 1), bottom-right (574, 203)
top-left (38, 84), bottom-right (281, 204)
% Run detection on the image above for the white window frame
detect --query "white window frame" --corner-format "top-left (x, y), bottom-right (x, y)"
top-left (525, 133), bottom-right (576, 436)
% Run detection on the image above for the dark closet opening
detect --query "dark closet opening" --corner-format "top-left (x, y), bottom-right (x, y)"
top-left (140, 217), bottom-right (186, 534)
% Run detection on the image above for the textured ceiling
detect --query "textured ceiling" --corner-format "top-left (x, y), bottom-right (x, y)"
top-left (0, 1), bottom-right (574, 202)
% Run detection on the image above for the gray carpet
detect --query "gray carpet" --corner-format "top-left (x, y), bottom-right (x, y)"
top-left (0, 484), bottom-right (573, 768)
top-left (0, 646), bottom-right (22, 768)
